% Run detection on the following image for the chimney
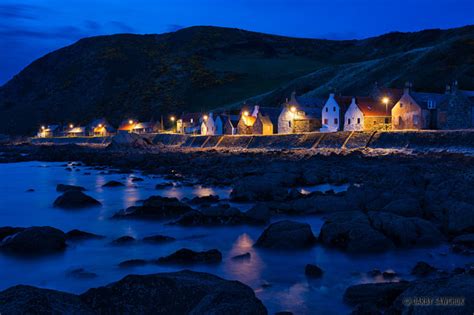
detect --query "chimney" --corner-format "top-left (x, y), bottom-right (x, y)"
top-left (329, 93), bottom-right (335, 98)
top-left (445, 84), bottom-right (451, 94)
top-left (403, 81), bottom-right (412, 94)
top-left (452, 80), bottom-right (458, 94)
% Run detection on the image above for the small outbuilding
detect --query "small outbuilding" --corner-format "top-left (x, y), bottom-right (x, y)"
top-left (278, 92), bottom-right (322, 134)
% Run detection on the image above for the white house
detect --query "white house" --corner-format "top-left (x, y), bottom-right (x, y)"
top-left (214, 115), bottom-right (224, 135)
top-left (200, 113), bottom-right (216, 135)
top-left (343, 98), bottom-right (364, 131)
top-left (278, 91), bottom-right (322, 134)
top-left (321, 94), bottom-right (351, 132)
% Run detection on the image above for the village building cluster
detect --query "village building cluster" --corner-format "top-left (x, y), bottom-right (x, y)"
top-left (37, 82), bottom-right (474, 138)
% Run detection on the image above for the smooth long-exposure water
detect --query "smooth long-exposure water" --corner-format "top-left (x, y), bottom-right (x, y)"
top-left (0, 162), bottom-right (470, 314)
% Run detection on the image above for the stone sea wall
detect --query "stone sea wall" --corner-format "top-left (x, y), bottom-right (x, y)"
top-left (30, 130), bottom-right (474, 152)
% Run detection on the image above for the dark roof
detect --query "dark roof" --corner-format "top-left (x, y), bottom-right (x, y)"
top-left (258, 107), bottom-right (280, 125)
top-left (410, 92), bottom-right (447, 109)
top-left (179, 113), bottom-right (202, 122)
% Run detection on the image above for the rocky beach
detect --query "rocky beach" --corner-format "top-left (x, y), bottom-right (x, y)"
top-left (0, 138), bottom-right (473, 314)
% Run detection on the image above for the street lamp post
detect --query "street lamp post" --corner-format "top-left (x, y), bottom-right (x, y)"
top-left (170, 116), bottom-right (176, 133)
top-left (382, 97), bottom-right (390, 130)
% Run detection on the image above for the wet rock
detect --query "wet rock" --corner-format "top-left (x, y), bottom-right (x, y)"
top-left (411, 261), bottom-right (436, 277)
top-left (53, 191), bottom-right (101, 209)
top-left (382, 270), bottom-right (397, 279)
top-left (230, 175), bottom-right (288, 202)
top-left (65, 229), bottom-right (104, 241)
top-left (25, 188), bottom-right (35, 192)
top-left (380, 197), bottom-right (423, 217)
top-left (113, 196), bottom-right (192, 219)
top-left (0, 227), bottom-right (25, 241)
top-left (0, 226), bottom-right (66, 255)
top-left (351, 303), bottom-right (382, 315)
top-left (319, 212), bottom-right (394, 253)
top-left (118, 259), bottom-right (148, 268)
top-left (368, 212), bottom-right (443, 247)
top-left (173, 205), bottom-right (258, 226)
top-left (0, 270), bottom-right (267, 314)
top-left (0, 285), bottom-right (93, 314)
top-left (368, 269), bottom-right (382, 277)
top-left (244, 203), bottom-right (271, 224)
top-left (390, 274), bottom-right (474, 314)
top-left (232, 252), bottom-right (251, 261)
top-left (143, 234), bottom-right (175, 243)
top-left (56, 184), bottom-right (86, 192)
top-left (444, 201), bottom-right (474, 235)
top-left (131, 177), bottom-right (144, 182)
top-left (453, 233), bottom-right (474, 248)
top-left (66, 268), bottom-right (97, 279)
top-left (111, 236), bottom-right (136, 245)
top-left (254, 220), bottom-right (316, 249)
top-left (344, 281), bottom-right (410, 308)
top-left (102, 180), bottom-right (124, 187)
top-left (155, 182), bottom-right (174, 189)
top-left (305, 264), bottom-right (323, 278)
top-left (275, 312), bottom-right (293, 315)
top-left (189, 194), bottom-right (219, 204)
top-left (156, 248), bottom-right (222, 264)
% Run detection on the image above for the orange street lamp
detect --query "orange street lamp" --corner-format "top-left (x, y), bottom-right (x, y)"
top-left (41, 126), bottom-right (45, 130)
top-left (98, 124), bottom-right (103, 128)
top-left (290, 106), bottom-right (297, 113)
top-left (128, 119), bottom-right (134, 125)
top-left (382, 97), bottom-right (389, 115)
top-left (69, 124), bottom-right (74, 129)
top-left (170, 116), bottom-right (175, 122)
top-left (203, 115), bottom-right (208, 120)
top-left (243, 111), bottom-right (249, 117)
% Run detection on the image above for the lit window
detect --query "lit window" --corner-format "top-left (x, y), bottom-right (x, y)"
top-left (427, 100), bottom-right (436, 109)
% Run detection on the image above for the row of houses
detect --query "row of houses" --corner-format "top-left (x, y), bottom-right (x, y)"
top-left (37, 118), bottom-right (161, 138)
top-left (38, 81), bottom-right (474, 138)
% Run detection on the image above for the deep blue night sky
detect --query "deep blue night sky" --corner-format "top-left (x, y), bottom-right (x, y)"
top-left (1, 0), bottom-right (473, 84)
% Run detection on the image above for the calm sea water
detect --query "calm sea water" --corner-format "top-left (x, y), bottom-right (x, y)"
top-left (0, 162), bottom-right (469, 314)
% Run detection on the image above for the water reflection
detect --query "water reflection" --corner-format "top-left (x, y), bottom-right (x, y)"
top-left (225, 233), bottom-right (264, 285)
top-left (299, 183), bottom-right (350, 195)
top-left (275, 282), bottom-right (310, 314)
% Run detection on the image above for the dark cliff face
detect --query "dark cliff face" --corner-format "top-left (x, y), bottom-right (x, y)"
top-left (1, 25), bottom-right (473, 135)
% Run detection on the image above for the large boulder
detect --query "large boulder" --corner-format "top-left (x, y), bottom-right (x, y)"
top-left (0, 226), bottom-right (67, 255)
top-left (368, 212), bottom-right (444, 247)
top-left (156, 248), bottom-right (222, 264)
top-left (0, 227), bottom-right (25, 241)
top-left (230, 175), bottom-right (288, 202)
top-left (0, 271), bottom-right (267, 314)
top-left (107, 132), bottom-right (151, 150)
top-left (319, 212), bottom-right (394, 253)
top-left (344, 281), bottom-right (411, 309)
top-left (254, 220), bottom-right (316, 249)
top-left (443, 201), bottom-right (474, 235)
top-left (113, 196), bottom-right (192, 219)
top-left (65, 229), bottom-right (104, 241)
top-left (390, 274), bottom-right (474, 314)
top-left (0, 285), bottom-right (93, 314)
top-left (53, 191), bottom-right (101, 209)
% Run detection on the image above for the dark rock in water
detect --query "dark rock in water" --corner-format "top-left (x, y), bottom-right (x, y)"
top-left (102, 180), bottom-right (124, 187)
top-left (244, 203), bottom-right (271, 224)
top-left (65, 229), bottom-right (104, 241)
top-left (343, 281), bottom-right (410, 307)
top-left (232, 252), bottom-right (251, 260)
top-left (156, 248), bottom-right (222, 264)
top-left (66, 268), bottom-right (97, 279)
top-left (368, 269), bottom-right (382, 277)
top-left (83, 172), bottom-right (91, 175)
top-left (25, 188), bottom-right (35, 192)
top-left (411, 261), bottom-right (436, 276)
top-left (56, 184), bottom-right (86, 192)
top-left (319, 212), bottom-right (394, 253)
top-left (254, 220), bottom-right (316, 249)
top-left (439, 201), bottom-right (474, 235)
top-left (173, 205), bottom-right (254, 226)
top-left (118, 259), bottom-right (148, 268)
top-left (275, 312), bottom-right (293, 315)
top-left (131, 177), bottom-right (144, 182)
top-left (0, 270), bottom-right (267, 314)
top-left (143, 234), bottom-right (176, 243)
top-left (53, 191), bottom-right (101, 209)
top-left (305, 264), bottom-right (323, 278)
top-left (382, 270), bottom-right (397, 279)
top-left (368, 211), bottom-right (443, 247)
top-left (453, 233), bottom-right (474, 248)
top-left (111, 236), bottom-right (136, 245)
top-left (113, 195), bottom-right (192, 219)
top-left (351, 303), bottom-right (382, 315)
top-left (230, 175), bottom-right (288, 202)
top-left (65, 167), bottom-right (73, 171)
top-left (0, 285), bottom-right (93, 314)
top-left (0, 226), bottom-right (25, 241)
top-left (155, 182), bottom-right (174, 189)
top-left (389, 274), bottom-right (474, 314)
top-left (0, 226), bottom-right (66, 255)
top-left (189, 194), bottom-right (219, 204)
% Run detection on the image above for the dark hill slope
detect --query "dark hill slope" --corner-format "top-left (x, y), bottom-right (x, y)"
top-left (1, 25), bottom-right (473, 135)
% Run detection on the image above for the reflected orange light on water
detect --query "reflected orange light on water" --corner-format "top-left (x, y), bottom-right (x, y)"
top-left (224, 233), bottom-right (264, 284)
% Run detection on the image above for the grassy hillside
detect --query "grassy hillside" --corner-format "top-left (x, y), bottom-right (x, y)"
top-left (1, 25), bottom-right (473, 135)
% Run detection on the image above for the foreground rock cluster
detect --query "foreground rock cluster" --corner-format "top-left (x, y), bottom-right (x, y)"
top-left (0, 270), bottom-right (267, 314)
